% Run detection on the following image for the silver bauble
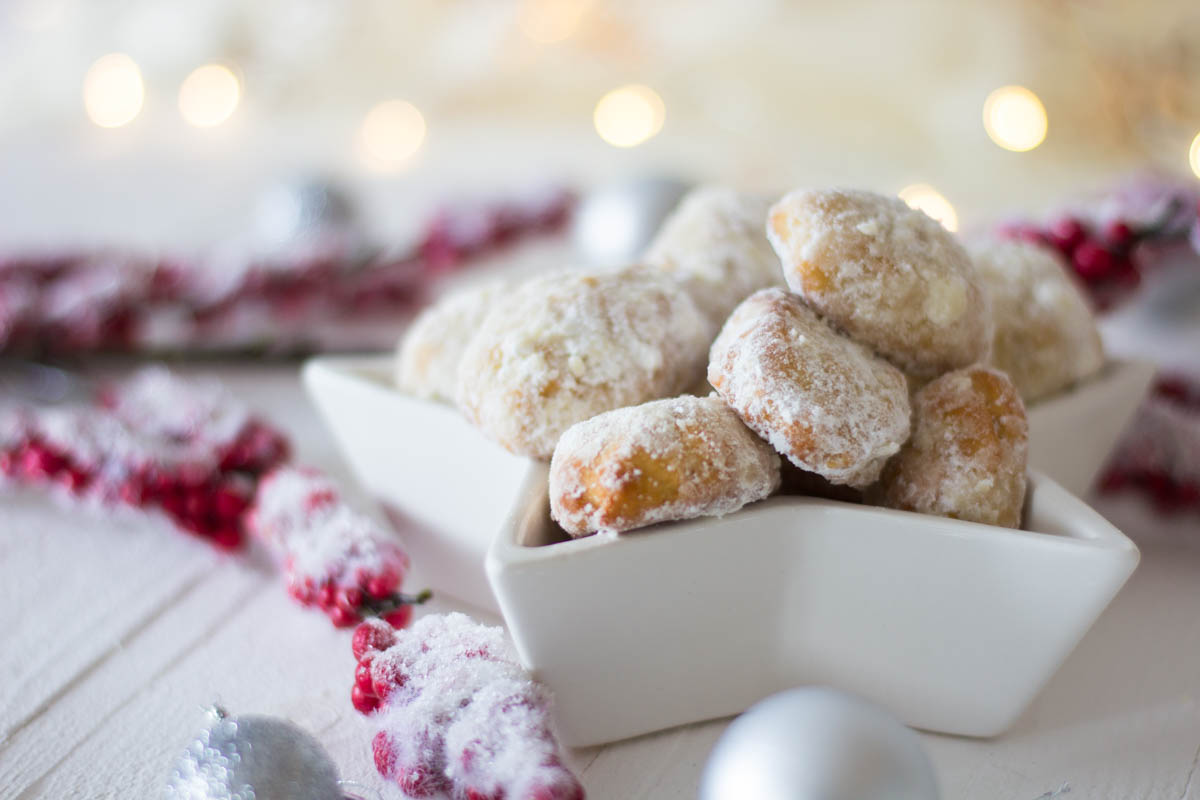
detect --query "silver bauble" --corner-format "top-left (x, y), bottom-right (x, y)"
top-left (699, 688), bottom-right (940, 800)
top-left (569, 176), bottom-right (691, 269)
top-left (255, 178), bottom-right (357, 250)
top-left (164, 706), bottom-right (345, 800)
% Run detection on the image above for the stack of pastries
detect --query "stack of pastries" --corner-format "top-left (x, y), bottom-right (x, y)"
top-left (395, 186), bottom-right (1105, 537)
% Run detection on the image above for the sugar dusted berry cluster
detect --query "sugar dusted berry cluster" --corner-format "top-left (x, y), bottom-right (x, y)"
top-left (1100, 374), bottom-right (1200, 514)
top-left (248, 466), bottom-right (427, 627)
top-left (1000, 185), bottom-right (1199, 311)
top-left (0, 366), bottom-right (288, 549)
top-left (0, 186), bottom-right (573, 356)
top-left (351, 613), bottom-right (584, 800)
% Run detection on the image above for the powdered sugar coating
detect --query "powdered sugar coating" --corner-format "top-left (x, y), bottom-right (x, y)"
top-left (246, 466), bottom-right (340, 547)
top-left (456, 267), bottom-right (710, 458)
top-left (709, 288), bottom-right (911, 488)
top-left (250, 466), bottom-right (409, 596)
top-left (768, 188), bottom-right (991, 379)
top-left (369, 613), bottom-right (581, 799)
top-left (643, 186), bottom-right (783, 334)
top-left (549, 394), bottom-right (780, 536)
top-left (869, 364), bottom-right (1028, 528)
top-left (968, 237), bottom-right (1104, 402)
top-left (395, 279), bottom-right (508, 403)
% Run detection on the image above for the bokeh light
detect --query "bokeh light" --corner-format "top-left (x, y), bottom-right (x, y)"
top-left (1189, 132), bottom-right (1200, 180)
top-left (899, 184), bottom-right (959, 232)
top-left (360, 100), bottom-right (427, 170)
top-left (518, 0), bottom-right (590, 44)
top-left (983, 86), bottom-right (1048, 152)
top-left (593, 85), bottom-right (665, 148)
top-left (82, 53), bottom-right (144, 128)
top-left (179, 64), bottom-right (241, 128)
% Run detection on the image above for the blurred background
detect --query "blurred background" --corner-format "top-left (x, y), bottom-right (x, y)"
top-left (2, 0), bottom-right (1200, 249)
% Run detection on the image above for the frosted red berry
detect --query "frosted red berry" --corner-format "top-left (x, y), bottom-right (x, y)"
top-left (382, 605), bottom-right (414, 630)
top-left (352, 618), bottom-right (397, 661)
top-left (351, 683), bottom-right (380, 714)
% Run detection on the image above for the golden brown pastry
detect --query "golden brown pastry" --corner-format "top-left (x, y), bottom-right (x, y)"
top-left (870, 364), bottom-right (1028, 528)
top-left (767, 188), bottom-right (991, 380)
top-left (708, 287), bottom-right (912, 488)
top-left (549, 394), bottom-right (781, 536)
top-left (968, 237), bottom-right (1104, 402)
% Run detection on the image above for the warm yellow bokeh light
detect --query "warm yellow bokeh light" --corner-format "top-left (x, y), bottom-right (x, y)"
top-left (1189, 132), bottom-right (1200, 180)
top-left (593, 85), bottom-right (665, 148)
top-left (518, 0), bottom-right (589, 43)
top-left (899, 184), bottom-right (959, 232)
top-left (179, 64), bottom-right (241, 128)
top-left (983, 85), bottom-right (1048, 152)
top-left (83, 53), bottom-right (144, 128)
top-left (360, 100), bottom-right (427, 170)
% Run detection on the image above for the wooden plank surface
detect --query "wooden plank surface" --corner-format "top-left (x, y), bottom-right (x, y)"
top-left (1, 364), bottom-right (1198, 800)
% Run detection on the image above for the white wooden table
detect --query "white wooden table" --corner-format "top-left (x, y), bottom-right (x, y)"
top-left (0, 361), bottom-right (1198, 800)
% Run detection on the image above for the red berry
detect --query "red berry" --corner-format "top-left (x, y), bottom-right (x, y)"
top-left (21, 444), bottom-right (63, 478)
top-left (184, 486), bottom-right (209, 520)
top-left (1156, 377), bottom-right (1191, 405)
top-left (338, 587), bottom-right (364, 611)
top-left (352, 618), bottom-right (397, 660)
top-left (464, 789), bottom-right (501, 800)
top-left (372, 731), bottom-right (398, 778)
top-left (522, 773), bottom-right (586, 800)
top-left (118, 478), bottom-right (143, 504)
top-left (355, 658), bottom-right (376, 692)
top-left (329, 605), bottom-right (361, 628)
top-left (58, 468), bottom-right (90, 493)
top-left (1104, 220), bottom-right (1134, 249)
top-left (1072, 241), bottom-right (1114, 281)
top-left (366, 568), bottom-right (400, 598)
top-left (351, 683), bottom-right (380, 713)
top-left (382, 605), bottom-right (414, 630)
top-left (317, 583), bottom-right (337, 609)
top-left (213, 486), bottom-right (248, 520)
top-left (371, 658), bottom-right (407, 700)
top-left (210, 526), bottom-right (242, 550)
top-left (1048, 217), bottom-right (1087, 254)
top-left (397, 765), bottom-right (443, 797)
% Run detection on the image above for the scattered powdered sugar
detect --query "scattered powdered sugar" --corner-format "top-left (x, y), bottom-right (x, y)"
top-left (549, 394), bottom-right (781, 536)
top-left (767, 188), bottom-right (991, 379)
top-left (456, 266), bottom-right (711, 459)
top-left (869, 365), bottom-right (1028, 528)
top-left (709, 288), bottom-right (911, 488)
top-left (643, 185), bottom-right (784, 334)
top-left (395, 278), bottom-right (510, 403)
top-left (369, 613), bottom-right (582, 799)
top-left (967, 236), bottom-right (1105, 403)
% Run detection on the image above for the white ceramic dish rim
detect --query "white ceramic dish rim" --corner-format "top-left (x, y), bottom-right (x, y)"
top-left (490, 466), bottom-right (1139, 564)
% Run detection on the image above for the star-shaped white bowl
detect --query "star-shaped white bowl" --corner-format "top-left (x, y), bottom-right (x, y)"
top-left (488, 464), bottom-right (1138, 746)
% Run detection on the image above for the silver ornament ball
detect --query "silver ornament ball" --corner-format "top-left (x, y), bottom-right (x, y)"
top-left (569, 176), bottom-right (691, 269)
top-left (165, 706), bottom-right (345, 800)
top-left (700, 688), bottom-right (940, 800)
top-left (255, 178), bottom-right (357, 249)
